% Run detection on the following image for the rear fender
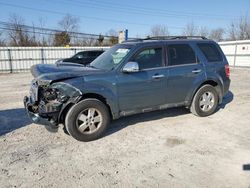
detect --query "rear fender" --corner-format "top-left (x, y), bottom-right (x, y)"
top-left (186, 78), bottom-right (223, 107)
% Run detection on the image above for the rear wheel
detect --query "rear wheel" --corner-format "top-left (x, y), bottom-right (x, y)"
top-left (65, 99), bottom-right (110, 141)
top-left (190, 85), bottom-right (219, 117)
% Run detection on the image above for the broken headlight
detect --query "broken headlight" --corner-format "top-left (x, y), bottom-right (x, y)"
top-left (37, 79), bottom-right (51, 87)
top-left (38, 82), bottom-right (82, 114)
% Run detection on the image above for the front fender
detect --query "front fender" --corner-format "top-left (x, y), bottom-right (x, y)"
top-left (81, 81), bottom-right (119, 119)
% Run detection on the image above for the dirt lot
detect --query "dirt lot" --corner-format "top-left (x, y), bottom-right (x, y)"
top-left (0, 68), bottom-right (250, 188)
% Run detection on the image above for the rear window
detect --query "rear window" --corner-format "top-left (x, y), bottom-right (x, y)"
top-left (198, 43), bottom-right (223, 62)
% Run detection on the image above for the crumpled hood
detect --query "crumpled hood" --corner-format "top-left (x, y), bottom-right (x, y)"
top-left (31, 63), bottom-right (104, 81)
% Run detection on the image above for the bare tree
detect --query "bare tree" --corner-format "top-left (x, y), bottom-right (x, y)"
top-left (238, 15), bottom-right (250, 40)
top-left (7, 14), bottom-right (31, 46)
top-left (228, 14), bottom-right (250, 40)
top-left (30, 22), bottom-right (38, 46)
top-left (82, 37), bottom-right (96, 46)
top-left (182, 22), bottom-right (198, 36)
top-left (198, 26), bottom-right (209, 38)
top-left (228, 22), bottom-right (237, 40)
top-left (58, 14), bottom-right (79, 32)
top-left (106, 29), bottom-right (118, 45)
top-left (209, 28), bottom-right (225, 41)
top-left (0, 31), bottom-right (5, 46)
top-left (150, 25), bottom-right (169, 37)
top-left (53, 31), bottom-right (70, 46)
top-left (57, 14), bottom-right (80, 45)
top-left (97, 34), bottom-right (104, 46)
top-left (38, 17), bottom-right (49, 46)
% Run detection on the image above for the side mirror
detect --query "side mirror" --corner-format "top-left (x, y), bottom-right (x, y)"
top-left (122, 62), bottom-right (139, 73)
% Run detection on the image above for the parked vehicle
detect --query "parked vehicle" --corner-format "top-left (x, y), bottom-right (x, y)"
top-left (24, 36), bottom-right (230, 141)
top-left (55, 50), bottom-right (104, 65)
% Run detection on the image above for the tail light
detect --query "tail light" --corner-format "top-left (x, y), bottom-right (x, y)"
top-left (225, 65), bottom-right (230, 78)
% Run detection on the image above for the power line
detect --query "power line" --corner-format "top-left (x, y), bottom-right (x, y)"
top-left (0, 21), bottom-right (117, 38)
top-left (49, 0), bottom-right (199, 21)
top-left (0, 20), bottom-right (123, 43)
top-left (63, 0), bottom-right (234, 20)
top-left (0, 26), bottom-right (111, 40)
top-left (80, 0), bottom-right (234, 18)
top-left (0, 2), bottom-right (152, 27)
top-left (0, 1), bottom-right (187, 30)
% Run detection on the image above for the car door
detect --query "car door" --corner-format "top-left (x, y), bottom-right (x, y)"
top-left (165, 42), bottom-right (206, 104)
top-left (116, 46), bottom-right (167, 112)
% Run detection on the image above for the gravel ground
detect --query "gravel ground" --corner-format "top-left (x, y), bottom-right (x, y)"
top-left (0, 68), bottom-right (250, 188)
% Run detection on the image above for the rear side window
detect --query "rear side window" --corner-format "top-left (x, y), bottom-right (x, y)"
top-left (167, 44), bottom-right (197, 66)
top-left (198, 43), bottom-right (223, 62)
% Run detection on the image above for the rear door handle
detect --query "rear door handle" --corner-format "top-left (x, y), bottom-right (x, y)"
top-left (152, 74), bottom-right (165, 79)
top-left (192, 69), bottom-right (202, 73)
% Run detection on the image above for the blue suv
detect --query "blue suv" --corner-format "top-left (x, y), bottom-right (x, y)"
top-left (24, 36), bottom-right (231, 141)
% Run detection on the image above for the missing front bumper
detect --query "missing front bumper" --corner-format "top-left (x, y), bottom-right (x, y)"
top-left (23, 96), bottom-right (59, 130)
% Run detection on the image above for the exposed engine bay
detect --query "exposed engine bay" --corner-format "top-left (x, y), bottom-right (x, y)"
top-left (26, 79), bottom-right (82, 127)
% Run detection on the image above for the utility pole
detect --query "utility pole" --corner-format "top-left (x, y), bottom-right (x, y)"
top-left (118, 29), bottom-right (128, 43)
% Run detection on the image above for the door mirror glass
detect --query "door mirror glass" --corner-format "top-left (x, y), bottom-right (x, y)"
top-left (122, 61), bottom-right (139, 73)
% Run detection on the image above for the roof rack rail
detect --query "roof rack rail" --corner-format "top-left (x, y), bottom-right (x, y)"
top-left (145, 36), bottom-right (207, 40)
top-left (122, 36), bottom-right (207, 43)
top-left (122, 38), bottom-right (144, 43)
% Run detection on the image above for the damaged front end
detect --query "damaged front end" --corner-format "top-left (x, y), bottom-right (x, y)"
top-left (24, 79), bottom-right (82, 131)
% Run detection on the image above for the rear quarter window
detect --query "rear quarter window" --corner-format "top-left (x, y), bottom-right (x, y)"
top-left (198, 43), bottom-right (223, 62)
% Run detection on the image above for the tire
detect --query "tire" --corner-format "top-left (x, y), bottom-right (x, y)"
top-left (190, 85), bottom-right (219, 117)
top-left (65, 99), bottom-right (110, 141)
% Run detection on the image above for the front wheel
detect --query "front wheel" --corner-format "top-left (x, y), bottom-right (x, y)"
top-left (190, 85), bottom-right (219, 117)
top-left (65, 99), bottom-right (110, 141)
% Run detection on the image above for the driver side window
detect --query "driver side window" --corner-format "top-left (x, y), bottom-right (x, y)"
top-left (132, 47), bottom-right (163, 70)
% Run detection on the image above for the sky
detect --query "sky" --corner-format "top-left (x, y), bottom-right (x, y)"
top-left (0, 0), bottom-right (249, 37)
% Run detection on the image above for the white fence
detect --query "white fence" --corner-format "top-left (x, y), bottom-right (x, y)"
top-left (218, 40), bottom-right (250, 67)
top-left (0, 46), bottom-right (110, 73)
top-left (0, 41), bottom-right (249, 73)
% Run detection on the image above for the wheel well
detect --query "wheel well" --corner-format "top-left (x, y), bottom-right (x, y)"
top-left (59, 93), bottom-right (113, 124)
top-left (81, 93), bottom-right (112, 118)
top-left (200, 80), bottom-right (218, 87)
top-left (200, 81), bottom-right (222, 99)
top-left (59, 103), bottom-right (74, 124)
top-left (189, 80), bottom-right (221, 107)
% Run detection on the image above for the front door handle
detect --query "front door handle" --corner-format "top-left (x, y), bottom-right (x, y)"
top-left (152, 74), bottom-right (165, 79)
top-left (192, 69), bottom-right (202, 73)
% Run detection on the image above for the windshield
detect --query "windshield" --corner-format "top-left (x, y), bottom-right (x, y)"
top-left (90, 45), bottom-right (131, 70)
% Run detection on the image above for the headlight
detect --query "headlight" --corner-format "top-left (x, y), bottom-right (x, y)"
top-left (43, 88), bottom-right (58, 101)
top-left (42, 82), bottom-right (81, 103)
top-left (50, 82), bottom-right (82, 98)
